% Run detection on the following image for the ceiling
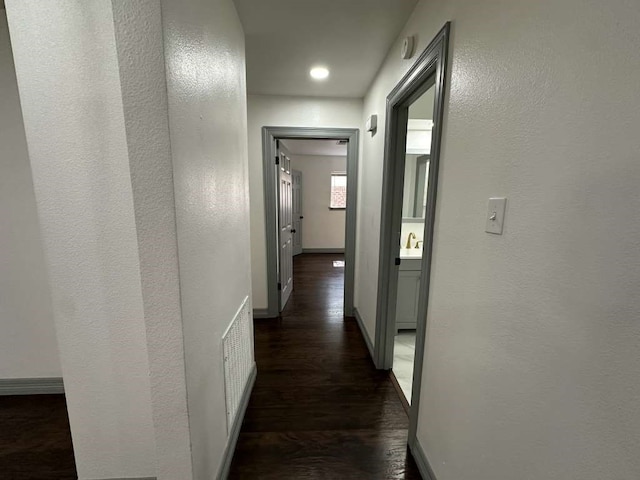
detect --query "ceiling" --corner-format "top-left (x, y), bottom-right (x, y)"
top-left (282, 139), bottom-right (347, 156)
top-left (234, 0), bottom-right (419, 98)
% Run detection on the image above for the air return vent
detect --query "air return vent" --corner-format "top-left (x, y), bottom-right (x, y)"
top-left (222, 296), bottom-right (254, 434)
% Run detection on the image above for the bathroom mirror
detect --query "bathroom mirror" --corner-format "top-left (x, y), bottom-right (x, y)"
top-left (401, 82), bottom-right (434, 220)
top-left (401, 154), bottom-right (430, 219)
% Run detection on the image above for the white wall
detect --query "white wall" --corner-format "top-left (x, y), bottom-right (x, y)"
top-left (248, 95), bottom-right (363, 309)
top-left (6, 2), bottom-right (157, 478)
top-left (111, 1), bottom-right (193, 477)
top-left (161, 0), bottom-right (253, 478)
top-left (361, 0), bottom-right (640, 479)
top-left (290, 154), bottom-right (347, 250)
top-left (7, 1), bottom-right (251, 478)
top-left (0, 11), bottom-right (60, 380)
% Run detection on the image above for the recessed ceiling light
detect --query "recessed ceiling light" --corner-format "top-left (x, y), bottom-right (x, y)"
top-left (310, 66), bottom-right (329, 80)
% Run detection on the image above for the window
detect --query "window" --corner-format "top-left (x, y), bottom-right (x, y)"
top-left (330, 172), bottom-right (347, 209)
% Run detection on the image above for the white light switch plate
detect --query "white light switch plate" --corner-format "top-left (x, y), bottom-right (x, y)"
top-left (485, 197), bottom-right (507, 235)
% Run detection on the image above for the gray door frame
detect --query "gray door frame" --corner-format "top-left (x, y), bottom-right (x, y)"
top-left (373, 23), bottom-right (450, 452)
top-left (262, 127), bottom-right (359, 318)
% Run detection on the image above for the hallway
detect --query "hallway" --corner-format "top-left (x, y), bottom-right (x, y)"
top-left (229, 254), bottom-right (421, 479)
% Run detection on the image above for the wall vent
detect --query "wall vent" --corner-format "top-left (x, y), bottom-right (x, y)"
top-left (222, 296), bottom-right (254, 434)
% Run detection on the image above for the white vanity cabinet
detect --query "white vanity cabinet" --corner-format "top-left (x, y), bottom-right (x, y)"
top-left (395, 258), bottom-right (421, 331)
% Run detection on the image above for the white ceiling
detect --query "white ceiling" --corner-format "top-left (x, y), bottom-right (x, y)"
top-left (234, 0), bottom-right (419, 98)
top-left (281, 139), bottom-right (347, 157)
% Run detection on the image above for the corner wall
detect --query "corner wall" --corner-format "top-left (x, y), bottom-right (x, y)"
top-left (111, 1), bottom-right (193, 477)
top-left (362, 0), bottom-right (640, 478)
top-left (6, 1), bottom-right (254, 478)
top-left (0, 10), bottom-right (60, 380)
top-left (6, 1), bottom-right (157, 477)
top-left (247, 95), bottom-right (363, 309)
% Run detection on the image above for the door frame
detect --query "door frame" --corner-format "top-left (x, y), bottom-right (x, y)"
top-left (373, 22), bottom-right (450, 450)
top-left (261, 127), bottom-right (359, 317)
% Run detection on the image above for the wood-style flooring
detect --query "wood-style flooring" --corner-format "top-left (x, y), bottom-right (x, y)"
top-left (0, 254), bottom-right (418, 479)
top-left (229, 253), bottom-right (421, 479)
top-left (0, 394), bottom-right (76, 479)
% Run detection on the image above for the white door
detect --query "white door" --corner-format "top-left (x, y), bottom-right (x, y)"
top-left (292, 170), bottom-right (303, 256)
top-left (278, 148), bottom-right (294, 310)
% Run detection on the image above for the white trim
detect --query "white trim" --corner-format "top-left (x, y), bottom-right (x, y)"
top-left (353, 307), bottom-right (375, 362)
top-left (409, 437), bottom-right (437, 480)
top-left (216, 364), bottom-right (257, 480)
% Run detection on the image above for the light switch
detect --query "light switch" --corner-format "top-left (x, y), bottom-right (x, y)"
top-left (485, 197), bottom-right (507, 235)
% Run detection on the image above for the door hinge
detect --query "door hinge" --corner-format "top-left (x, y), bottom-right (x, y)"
top-left (277, 282), bottom-right (282, 291)
top-left (275, 156), bottom-right (280, 165)
top-left (276, 139), bottom-right (280, 149)
top-left (395, 258), bottom-right (401, 266)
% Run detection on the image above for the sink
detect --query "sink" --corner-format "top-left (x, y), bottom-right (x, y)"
top-left (399, 248), bottom-right (423, 259)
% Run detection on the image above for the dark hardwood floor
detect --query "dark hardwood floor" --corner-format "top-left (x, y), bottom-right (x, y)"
top-left (229, 253), bottom-right (421, 479)
top-left (0, 394), bottom-right (76, 479)
top-left (0, 254), bottom-right (418, 479)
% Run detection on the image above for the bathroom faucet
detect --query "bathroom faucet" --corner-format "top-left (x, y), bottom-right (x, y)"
top-left (405, 232), bottom-right (416, 249)
top-left (415, 240), bottom-right (423, 249)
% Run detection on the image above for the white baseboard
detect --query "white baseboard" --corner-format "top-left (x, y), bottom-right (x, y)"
top-left (410, 437), bottom-right (438, 480)
top-left (216, 363), bottom-right (257, 479)
top-left (353, 307), bottom-right (375, 362)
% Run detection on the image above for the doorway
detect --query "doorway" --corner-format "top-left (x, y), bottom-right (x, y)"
top-left (276, 138), bottom-right (350, 310)
top-left (391, 82), bottom-right (436, 405)
top-left (261, 127), bottom-right (359, 317)
top-left (281, 138), bottom-right (349, 259)
top-left (373, 23), bottom-right (450, 458)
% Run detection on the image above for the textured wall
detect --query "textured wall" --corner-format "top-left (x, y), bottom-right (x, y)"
top-left (5, 1), bottom-right (157, 478)
top-left (0, 12), bottom-right (60, 380)
top-left (161, 0), bottom-right (253, 477)
top-left (247, 95), bottom-right (363, 308)
top-left (111, 1), bottom-right (193, 478)
top-left (289, 154), bottom-right (347, 249)
top-left (362, 0), bottom-right (640, 478)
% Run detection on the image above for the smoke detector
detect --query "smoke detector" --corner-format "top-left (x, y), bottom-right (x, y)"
top-left (401, 36), bottom-right (415, 60)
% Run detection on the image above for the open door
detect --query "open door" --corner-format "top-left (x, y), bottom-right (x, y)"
top-left (277, 145), bottom-right (294, 310)
top-left (292, 170), bottom-right (303, 256)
